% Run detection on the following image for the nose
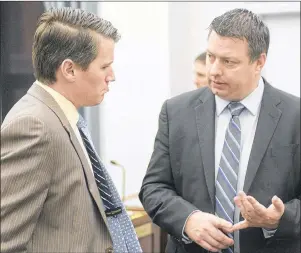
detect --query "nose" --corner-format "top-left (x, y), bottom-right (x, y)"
top-left (106, 68), bottom-right (115, 82)
top-left (209, 60), bottom-right (222, 77)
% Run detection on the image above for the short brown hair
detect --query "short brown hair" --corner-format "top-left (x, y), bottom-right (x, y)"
top-left (32, 7), bottom-right (121, 84)
top-left (195, 52), bottom-right (207, 63)
top-left (208, 8), bottom-right (269, 62)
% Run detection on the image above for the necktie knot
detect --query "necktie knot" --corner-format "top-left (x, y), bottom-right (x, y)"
top-left (77, 114), bottom-right (87, 129)
top-left (228, 102), bottom-right (245, 117)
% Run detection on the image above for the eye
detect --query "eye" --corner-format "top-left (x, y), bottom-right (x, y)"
top-left (207, 53), bottom-right (216, 62)
top-left (224, 59), bottom-right (234, 65)
top-left (102, 66), bottom-right (108, 70)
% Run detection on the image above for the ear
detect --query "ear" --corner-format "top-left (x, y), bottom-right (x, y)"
top-left (254, 53), bottom-right (267, 74)
top-left (60, 59), bottom-right (76, 82)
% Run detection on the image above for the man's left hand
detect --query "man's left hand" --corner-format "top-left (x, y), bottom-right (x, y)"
top-left (232, 191), bottom-right (285, 232)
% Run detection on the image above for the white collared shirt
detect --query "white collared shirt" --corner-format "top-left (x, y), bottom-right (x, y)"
top-left (214, 78), bottom-right (264, 189)
top-left (214, 77), bottom-right (274, 252)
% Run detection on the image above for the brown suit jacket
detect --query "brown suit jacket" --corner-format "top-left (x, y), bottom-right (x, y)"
top-left (1, 83), bottom-right (113, 253)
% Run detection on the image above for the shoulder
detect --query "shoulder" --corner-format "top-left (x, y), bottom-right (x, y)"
top-left (2, 93), bottom-right (63, 138)
top-left (265, 84), bottom-right (300, 118)
top-left (165, 87), bottom-right (212, 111)
top-left (264, 82), bottom-right (300, 130)
top-left (264, 81), bottom-right (299, 109)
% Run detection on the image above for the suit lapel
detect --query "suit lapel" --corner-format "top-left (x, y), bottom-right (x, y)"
top-left (67, 131), bottom-right (111, 229)
top-left (27, 83), bottom-right (110, 229)
top-left (243, 83), bottom-right (282, 194)
top-left (195, 89), bottom-right (216, 209)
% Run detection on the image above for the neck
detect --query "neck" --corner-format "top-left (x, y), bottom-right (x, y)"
top-left (48, 82), bottom-right (80, 109)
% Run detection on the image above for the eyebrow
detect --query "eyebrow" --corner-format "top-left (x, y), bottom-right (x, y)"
top-left (102, 61), bottom-right (113, 66)
top-left (207, 50), bottom-right (238, 61)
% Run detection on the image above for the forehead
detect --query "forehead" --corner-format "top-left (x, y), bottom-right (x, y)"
top-left (195, 60), bottom-right (206, 70)
top-left (97, 36), bottom-right (115, 53)
top-left (93, 34), bottom-right (115, 62)
top-left (207, 31), bottom-right (249, 59)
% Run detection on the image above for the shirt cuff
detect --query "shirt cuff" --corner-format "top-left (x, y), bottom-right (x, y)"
top-left (181, 210), bottom-right (201, 244)
top-left (262, 227), bottom-right (277, 238)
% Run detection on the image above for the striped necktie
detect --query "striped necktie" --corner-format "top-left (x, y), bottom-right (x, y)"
top-left (78, 124), bottom-right (119, 213)
top-left (215, 102), bottom-right (245, 253)
top-left (77, 116), bottom-right (142, 253)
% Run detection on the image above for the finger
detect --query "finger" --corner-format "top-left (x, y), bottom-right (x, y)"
top-left (237, 197), bottom-right (247, 218)
top-left (238, 191), bottom-right (247, 198)
top-left (214, 217), bottom-right (233, 230)
top-left (202, 232), bottom-right (231, 250)
top-left (234, 196), bottom-right (242, 208)
top-left (195, 238), bottom-right (219, 252)
top-left (209, 227), bottom-right (234, 248)
top-left (237, 191), bottom-right (247, 206)
top-left (241, 196), bottom-right (255, 219)
top-left (247, 196), bottom-right (267, 215)
top-left (221, 225), bottom-right (234, 234)
top-left (272, 196), bottom-right (285, 213)
top-left (231, 220), bottom-right (249, 231)
top-left (242, 195), bottom-right (254, 213)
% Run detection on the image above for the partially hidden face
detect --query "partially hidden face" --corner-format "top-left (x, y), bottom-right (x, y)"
top-left (194, 60), bottom-right (207, 89)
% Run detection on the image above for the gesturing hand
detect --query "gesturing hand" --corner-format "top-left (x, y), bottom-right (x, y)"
top-left (232, 191), bottom-right (285, 231)
top-left (184, 211), bottom-right (234, 252)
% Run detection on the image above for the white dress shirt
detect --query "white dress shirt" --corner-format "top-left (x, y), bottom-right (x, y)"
top-left (215, 78), bottom-right (270, 252)
top-left (183, 78), bottom-right (275, 252)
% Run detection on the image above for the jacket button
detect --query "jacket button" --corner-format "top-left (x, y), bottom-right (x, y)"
top-left (105, 246), bottom-right (114, 253)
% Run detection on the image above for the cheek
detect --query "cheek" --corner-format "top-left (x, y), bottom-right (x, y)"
top-left (90, 72), bottom-right (105, 86)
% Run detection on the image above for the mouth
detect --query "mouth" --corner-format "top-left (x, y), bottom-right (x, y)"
top-left (212, 80), bottom-right (225, 84)
top-left (211, 80), bottom-right (226, 87)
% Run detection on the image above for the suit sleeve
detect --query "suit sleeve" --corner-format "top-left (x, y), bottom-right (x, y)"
top-left (1, 116), bottom-right (54, 253)
top-left (275, 143), bottom-right (300, 239)
top-left (139, 100), bottom-right (199, 239)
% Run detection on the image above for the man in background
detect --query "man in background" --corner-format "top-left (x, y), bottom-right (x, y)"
top-left (1, 7), bottom-right (142, 253)
top-left (140, 8), bottom-right (300, 253)
top-left (193, 52), bottom-right (207, 88)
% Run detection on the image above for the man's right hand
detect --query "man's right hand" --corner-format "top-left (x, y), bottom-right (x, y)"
top-left (184, 211), bottom-right (234, 252)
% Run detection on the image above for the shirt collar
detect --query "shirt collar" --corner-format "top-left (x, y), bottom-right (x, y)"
top-left (36, 80), bottom-right (79, 128)
top-left (215, 77), bottom-right (264, 116)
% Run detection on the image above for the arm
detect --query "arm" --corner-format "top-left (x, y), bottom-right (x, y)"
top-left (139, 101), bottom-right (199, 239)
top-left (276, 141), bottom-right (300, 239)
top-left (1, 116), bottom-right (54, 253)
top-left (275, 198), bottom-right (300, 239)
top-left (139, 101), bottom-right (234, 251)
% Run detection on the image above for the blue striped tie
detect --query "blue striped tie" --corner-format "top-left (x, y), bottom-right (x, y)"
top-left (77, 116), bottom-right (142, 253)
top-left (78, 126), bottom-right (116, 211)
top-left (215, 102), bottom-right (245, 253)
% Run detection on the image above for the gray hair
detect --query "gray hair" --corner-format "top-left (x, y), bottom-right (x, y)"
top-left (208, 8), bottom-right (270, 62)
top-left (32, 7), bottom-right (121, 84)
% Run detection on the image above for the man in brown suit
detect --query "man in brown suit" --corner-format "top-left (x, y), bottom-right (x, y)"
top-left (1, 7), bottom-right (141, 253)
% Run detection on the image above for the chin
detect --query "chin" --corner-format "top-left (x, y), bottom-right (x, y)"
top-left (94, 98), bottom-right (104, 106)
top-left (213, 90), bottom-right (229, 99)
top-left (97, 96), bottom-right (105, 104)
top-left (84, 97), bottom-right (104, 107)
